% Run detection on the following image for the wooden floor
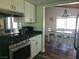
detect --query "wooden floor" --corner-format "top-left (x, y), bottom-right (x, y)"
top-left (33, 36), bottom-right (76, 59)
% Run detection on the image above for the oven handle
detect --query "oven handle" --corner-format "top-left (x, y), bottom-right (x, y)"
top-left (10, 42), bottom-right (30, 52)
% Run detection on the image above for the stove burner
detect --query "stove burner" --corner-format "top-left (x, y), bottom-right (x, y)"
top-left (9, 35), bottom-right (30, 49)
top-left (9, 35), bottom-right (29, 45)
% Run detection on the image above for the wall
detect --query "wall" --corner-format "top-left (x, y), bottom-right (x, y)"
top-left (45, 7), bottom-right (79, 35)
top-left (0, 17), bottom-right (4, 29)
top-left (34, 5), bottom-right (43, 31)
top-left (26, 0), bottom-right (79, 6)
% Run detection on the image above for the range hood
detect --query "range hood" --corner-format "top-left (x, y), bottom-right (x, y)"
top-left (0, 9), bottom-right (24, 17)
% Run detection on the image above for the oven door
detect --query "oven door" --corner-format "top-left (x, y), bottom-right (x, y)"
top-left (9, 43), bottom-right (30, 59)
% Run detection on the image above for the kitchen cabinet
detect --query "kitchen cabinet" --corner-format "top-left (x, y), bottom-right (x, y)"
top-left (29, 34), bottom-right (42, 58)
top-left (0, 0), bottom-right (11, 11)
top-left (24, 1), bottom-right (35, 22)
top-left (30, 37), bottom-right (37, 58)
top-left (36, 35), bottom-right (42, 54)
top-left (30, 3), bottom-right (35, 22)
top-left (13, 0), bottom-right (24, 13)
top-left (0, 0), bottom-right (24, 13)
top-left (24, 1), bottom-right (30, 22)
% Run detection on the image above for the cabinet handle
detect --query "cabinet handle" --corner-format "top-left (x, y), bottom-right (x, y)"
top-left (11, 5), bottom-right (14, 9)
top-left (14, 6), bottom-right (16, 10)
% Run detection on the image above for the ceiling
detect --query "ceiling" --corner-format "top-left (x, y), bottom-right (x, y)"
top-left (56, 2), bottom-right (79, 8)
top-left (26, 0), bottom-right (79, 7)
top-left (26, 0), bottom-right (71, 6)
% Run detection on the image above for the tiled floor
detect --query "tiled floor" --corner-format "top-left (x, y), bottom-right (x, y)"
top-left (33, 36), bottom-right (76, 59)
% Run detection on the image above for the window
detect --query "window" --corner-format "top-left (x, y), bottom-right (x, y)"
top-left (56, 16), bottom-right (76, 33)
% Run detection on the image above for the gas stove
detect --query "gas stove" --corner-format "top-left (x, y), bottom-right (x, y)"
top-left (9, 39), bottom-right (30, 49)
top-left (9, 34), bottom-right (30, 49)
top-left (9, 35), bottom-right (30, 59)
top-left (9, 35), bottom-right (29, 45)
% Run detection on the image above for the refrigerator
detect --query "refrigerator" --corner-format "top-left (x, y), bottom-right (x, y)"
top-left (74, 14), bottom-right (79, 59)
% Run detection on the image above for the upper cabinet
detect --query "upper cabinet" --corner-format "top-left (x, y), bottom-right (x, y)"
top-left (0, 0), bottom-right (11, 11)
top-left (30, 3), bottom-right (35, 22)
top-left (24, 1), bottom-right (30, 22)
top-left (0, 0), bottom-right (24, 13)
top-left (24, 1), bottom-right (35, 22)
top-left (13, 0), bottom-right (24, 13)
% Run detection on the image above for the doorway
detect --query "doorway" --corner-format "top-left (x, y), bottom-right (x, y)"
top-left (44, 6), bottom-right (78, 59)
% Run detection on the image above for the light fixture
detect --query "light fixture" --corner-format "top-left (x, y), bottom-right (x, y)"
top-left (62, 9), bottom-right (69, 17)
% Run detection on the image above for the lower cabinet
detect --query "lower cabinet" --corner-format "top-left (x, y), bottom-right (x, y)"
top-left (30, 37), bottom-right (37, 58)
top-left (29, 34), bottom-right (42, 59)
top-left (36, 35), bottom-right (42, 54)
